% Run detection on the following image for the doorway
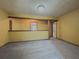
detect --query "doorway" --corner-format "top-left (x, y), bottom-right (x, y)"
top-left (48, 20), bottom-right (57, 39)
top-left (53, 22), bottom-right (57, 38)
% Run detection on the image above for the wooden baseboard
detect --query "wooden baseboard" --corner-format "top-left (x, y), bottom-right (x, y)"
top-left (8, 39), bottom-right (49, 43)
top-left (0, 42), bottom-right (8, 48)
top-left (58, 38), bottom-right (79, 47)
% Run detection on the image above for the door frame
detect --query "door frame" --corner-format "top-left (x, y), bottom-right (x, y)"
top-left (48, 20), bottom-right (58, 39)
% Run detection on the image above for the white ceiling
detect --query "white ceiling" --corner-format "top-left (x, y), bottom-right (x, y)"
top-left (0, 0), bottom-right (79, 18)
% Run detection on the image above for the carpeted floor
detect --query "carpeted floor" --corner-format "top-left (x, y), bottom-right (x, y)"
top-left (52, 39), bottom-right (79, 59)
top-left (0, 39), bottom-right (79, 59)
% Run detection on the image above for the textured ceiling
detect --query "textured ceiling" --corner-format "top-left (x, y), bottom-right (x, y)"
top-left (0, 0), bottom-right (79, 18)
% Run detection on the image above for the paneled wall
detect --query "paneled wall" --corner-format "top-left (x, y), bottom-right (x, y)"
top-left (11, 19), bottom-right (48, 31)
top-left (9, 19), bottom-right (48, 42)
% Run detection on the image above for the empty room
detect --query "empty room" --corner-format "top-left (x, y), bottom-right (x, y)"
top-left (0, 0), bottom-right (79, 59)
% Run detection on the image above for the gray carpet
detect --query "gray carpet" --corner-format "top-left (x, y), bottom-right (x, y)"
top-left (0, 39), bottom-right (79, 59)
top-left (52, 39), bottom-right (79, 59)
top-left (0, 40), bottom-right (63, 59)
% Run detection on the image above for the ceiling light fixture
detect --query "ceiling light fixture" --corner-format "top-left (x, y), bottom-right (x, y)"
top-left (37, 5), bottom-right (45, 12)
top-left (35, 4), bottom-right (46, 13)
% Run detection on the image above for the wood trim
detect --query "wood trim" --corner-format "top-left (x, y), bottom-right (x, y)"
top-left (9, 20), bottom-right (12, 30)
top-left (58, 39), bottom-right (79, 47)
top-left (8, 16), bottom-right (52, 20)
top-left (48, 20), bottom-right (53, 39)
top-left (53, 20), bottom-right (58, 22)
top-left (50, 21), bottom-right (53, 37)
top-left (56, 22), bottom-right (57, 38)
top-left (51, 20), bottom-right (58, 23)
top-left (48, 20), bottom-right (50, 39)
top-left (8, 30), bottom-right (48, 32)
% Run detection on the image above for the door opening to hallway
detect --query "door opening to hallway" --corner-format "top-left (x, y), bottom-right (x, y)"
top-left (48, 20), bottom-right (57, 39)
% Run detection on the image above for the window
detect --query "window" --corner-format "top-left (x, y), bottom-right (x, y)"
top-left (31, 23), bottom-right (37, 31)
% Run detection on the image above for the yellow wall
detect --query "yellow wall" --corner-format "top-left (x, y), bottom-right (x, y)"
top-left (57, 9), bottom-right (79, 45)
top-left (0, 10), bottom-right (9, 47)
top-left (9, 19), bottom-right (48, 42)
top-left (9, 31), bottom-right (48, 42)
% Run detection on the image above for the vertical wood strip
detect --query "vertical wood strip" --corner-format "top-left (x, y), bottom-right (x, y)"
top-left (9, 20), bottom-right (12, 30)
